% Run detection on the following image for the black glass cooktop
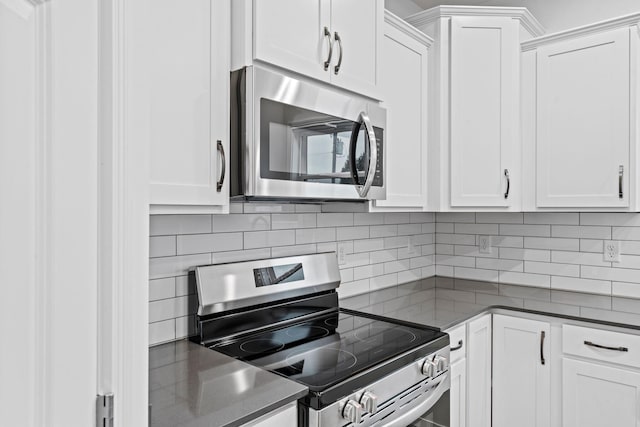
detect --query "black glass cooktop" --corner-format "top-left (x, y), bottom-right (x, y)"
top-left (211, 309), bottom-right (444, 393)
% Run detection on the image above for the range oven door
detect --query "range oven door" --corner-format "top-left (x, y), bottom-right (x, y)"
top-left (231, 66), bottom-right (386, 201)
top-left (407, 390), bottom-right (450, 427)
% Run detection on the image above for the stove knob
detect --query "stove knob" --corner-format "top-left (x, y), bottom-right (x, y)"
top-left (435, 355), bottom-right (449, 372)
top-left (342, 399), bottom-right (363, 424)
top-left (421, 358), bottom-right (438, 377)
top-left (360, 390), bottom-right (378, 414)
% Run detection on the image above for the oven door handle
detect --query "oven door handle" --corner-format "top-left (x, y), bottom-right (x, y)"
top-left (385, 371), bottom-right (450, 427)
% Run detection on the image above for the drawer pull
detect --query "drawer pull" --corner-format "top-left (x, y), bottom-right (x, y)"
top-left (540, 330), bottom-right (546, 365)
top-left (450, 340), bottom-right (463, 352)
top-left (584, 340), bottom-right (629, 352)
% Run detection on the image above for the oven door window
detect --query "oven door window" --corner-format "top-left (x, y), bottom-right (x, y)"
top-left (259, 98), bottom-right (369, 185)
top-left (408, 390), bottom-right (450, 427)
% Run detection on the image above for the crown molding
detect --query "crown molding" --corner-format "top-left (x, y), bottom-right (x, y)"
top-left (405, 5), bottom-right (545, 38)
top-left (385, 9), bottom-right (434, 47)
top-left (522, 12), bottom-right (640, 51)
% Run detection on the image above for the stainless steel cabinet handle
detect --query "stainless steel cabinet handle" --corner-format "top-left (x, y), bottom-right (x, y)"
top-left (450, 340), bottom-right (463, 352)
top-left (584, 340), bottom-right (629, 352)
top-left (323, 27), bottom-right (333, 71)
top-left (619, 165), bottom-right (624, 199)
top-left (504, 169), bottom-right (510, 199)
top-left (334, 31), bottom-right (343, 75)
top-left (216, 140), bottom-right (225, 192)
top-left (540, 330), bottom-right (546, 365)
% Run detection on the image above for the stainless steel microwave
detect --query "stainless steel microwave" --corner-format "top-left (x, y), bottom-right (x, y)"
top-left (230, 66), bottom-right (386, 201)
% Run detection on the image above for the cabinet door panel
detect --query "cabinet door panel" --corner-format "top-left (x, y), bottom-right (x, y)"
top-left (330, 0), bottom-right (382, 98)
top-left (493, 315), bottom-right (551, 427)
top-left (374, 21), bottom-right (428, 209)
top-left (254, 0), bottom-right (330, 82)
top-left (563, 359), bottom-right (640, 427)
top-left (536, 28), bottom-right (630, 208)
top-left (148, 0), bottom-right (229, 206)
top-left (450, 358), bottom-right (467, 427)
top-left (467, 315), bottom-right (491, 427)
top-left (450, 17), bottom-right (518, 207)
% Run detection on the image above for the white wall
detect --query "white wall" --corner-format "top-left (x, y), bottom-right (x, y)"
top-left (407, 0), bottom-right (640, 32)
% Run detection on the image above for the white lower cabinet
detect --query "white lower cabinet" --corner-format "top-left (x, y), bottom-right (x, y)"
top-left (492, 315), bottom-right (550, 427)
top-left (466, 314), bottom-right (492, 427)
top-left (446, 324), bottom-right (467, 427)
top-left (562, 359), bottom-right (640, 427)
top-left (241, 402), bottom-right (297, 427)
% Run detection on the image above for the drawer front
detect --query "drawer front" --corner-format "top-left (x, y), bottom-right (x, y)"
top-left (563, 324), bottom-right (640, 369)
top-left (447, 324), bottom-right (466, 363)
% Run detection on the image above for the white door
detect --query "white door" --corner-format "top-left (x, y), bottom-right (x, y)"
top-left (536, 28), bottom-right (630, 208)
top-left (0, 0), bottom-right (99, 424)
top-left (493, 315), bottom-right (551, 427)
top-left (450, 357), bottom-right (467, 427)
top-left (330, 0), bottom-right (383, 99)
top-left (563, 358), bottom-right (640, 427)
top-left (466, 314), bottom-right (492, 427)
top-left (449, 17), bottom-right (518, 207)
top-left (147, 0), bottom-right (230, 209)
top-left (374, 18), bottom-right (428, 209)
top-left (253, 0), bottom-right (331, 82)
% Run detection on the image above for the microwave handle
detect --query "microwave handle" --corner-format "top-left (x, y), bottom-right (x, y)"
top-left (348, 112), bottom-right (377, 198)
top-left (359, 112), bottom-right (377, 198)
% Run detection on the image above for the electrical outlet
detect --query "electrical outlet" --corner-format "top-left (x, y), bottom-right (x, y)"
top-left (407, 236), bottom-right (416, 255)
top-left (337, 242), bottom-right (347, 265)
top-left (604, 240), bottom-right (621, 262)
top-left (478, 236), bottom-right (492, 254)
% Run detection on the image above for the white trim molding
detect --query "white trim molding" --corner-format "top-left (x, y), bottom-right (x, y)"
top-left (385, 9), bottom-right (434, 47)
top-left (522, 11), bottom-right (640, 51)
top-left (405, 5), bottom-right (545, 39)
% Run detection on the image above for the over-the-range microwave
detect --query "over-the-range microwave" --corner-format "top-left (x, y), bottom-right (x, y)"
top-left (230, 66), bottom-right (386, 202)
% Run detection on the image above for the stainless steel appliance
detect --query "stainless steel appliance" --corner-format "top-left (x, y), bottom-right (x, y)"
top-left (230, 66), bottom-right (386, 201)
top-left (190, 253), bottom-right (450, 427)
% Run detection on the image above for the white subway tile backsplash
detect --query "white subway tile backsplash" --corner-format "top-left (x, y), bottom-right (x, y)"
top-left (551, 276), bottom-right (611, 295)
top-left (212, 214), bottom-right (270, 232)
top-left (271, 213), bottom-right (316, 230)
top-left (150, 236), bottom-right (177, 258)
top-left (244, 230), bottom-right (295, 249)
top-left (552, 225), bottom-right (611, 239)
top-left (500, 224), bottom-right (550, 237)
top-left (177, 232), bottom-right (243, 255)
top-left (149, 208), bottom-right (640, 346)
top-left (150, 215), bottom-right (211, 236)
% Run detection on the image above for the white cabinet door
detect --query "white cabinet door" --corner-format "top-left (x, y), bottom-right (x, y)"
top-left (450, 357), bottom-right (467, 427)
top-left (563, 358), bottom-right (640, 427)
top-left (147, 0), bottom-right (230, 209)
top-left (493, 315), bottom-right (551, 427)
top-left (330, 0), bottom-right (383, 98)
top-left (536, 28), bottom-right (630, 208)
top-left (373, 16), bottom-right (429, 209)
top-left (253, 0), bottom-right (330, 83)
top-left (449, 17), bottom-right (518, 207)
top-left (466, 314), bottom-right (492, 427)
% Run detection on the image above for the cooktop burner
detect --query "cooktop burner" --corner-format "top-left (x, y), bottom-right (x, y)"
top-left (212, 309), bottom-right (443, 391)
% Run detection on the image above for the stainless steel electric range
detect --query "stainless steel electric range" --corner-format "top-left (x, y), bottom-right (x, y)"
top-left (189, 252), bottom-right (450, 427)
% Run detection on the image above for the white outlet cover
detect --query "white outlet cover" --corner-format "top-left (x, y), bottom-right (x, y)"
top-left (337, 242), bottom-right (347, 265)
top-left (603, 240), bottom-right (621, 262)
top-left (479, 235), bottom-right (492, 254)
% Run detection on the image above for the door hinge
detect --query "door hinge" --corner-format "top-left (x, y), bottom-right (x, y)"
top-left (96, 393), bottom-right (114, 427)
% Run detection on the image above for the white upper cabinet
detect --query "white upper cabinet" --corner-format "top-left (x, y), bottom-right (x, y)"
top-left (407, 7), bottom-right (544, 211)
top-left (135, 0), bottom-right (230, 213)
top-left (522, 14), bottom-right (640, 211)
top-left (233, 0), bottom-right (383, 99)
top-left (493, 315), bottom-right (551, 427)
top-left (372, 11), bottom-right (431, 210)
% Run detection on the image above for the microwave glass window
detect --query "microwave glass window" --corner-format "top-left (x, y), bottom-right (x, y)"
top-left (260, 98), bottom-right (370, 185)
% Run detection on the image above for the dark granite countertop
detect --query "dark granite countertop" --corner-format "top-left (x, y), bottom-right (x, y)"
top-left (149, 340), bottom-right (308, 427)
